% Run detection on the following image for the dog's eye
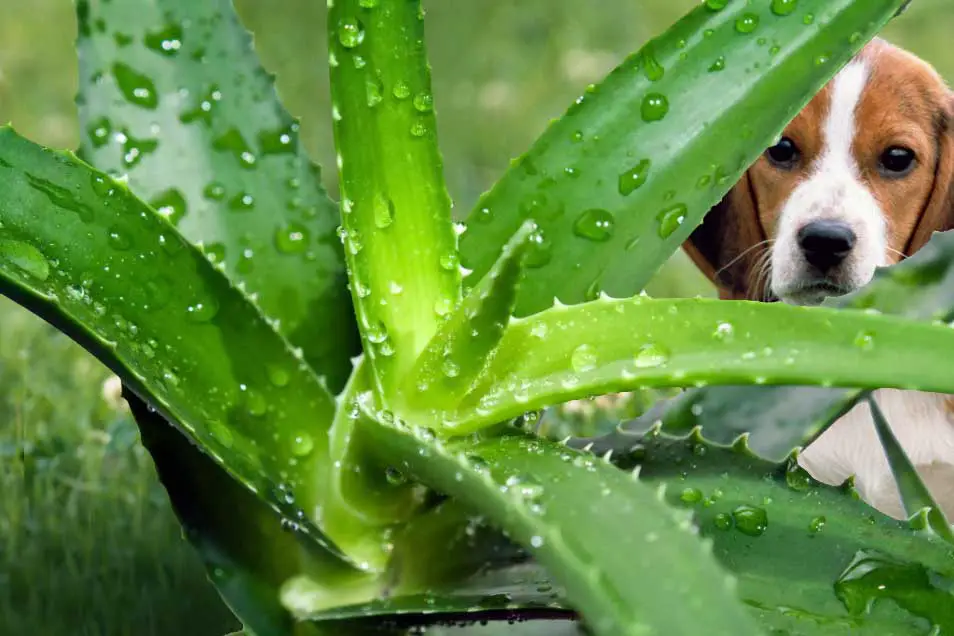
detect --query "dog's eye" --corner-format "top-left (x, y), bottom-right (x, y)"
top-left (766, 137), bottom-right (799, 168)
top-left (879, 146), bottom-right (917, 177)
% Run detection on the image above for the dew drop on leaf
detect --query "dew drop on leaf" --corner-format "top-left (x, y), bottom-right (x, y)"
top-left (107, 225), bottom-right (132, 251)
top-left (412, 92), bottom-right (434, 113)
top-left (708, 56), bottom-right (726, 73)
top-left (150, 189), bottom-right (188, 226)
top-left (656, 203), bottom-right (687, 238)
top-left (267, 364), bottom-right (291, 387)
top-left (186, 296), bottom-right (219, 323)
top-left (385, 467), bottom-right (407, 486)
top-left (337, 17), bottom-right (365, 49)
top-left (640, 93), bottom-right (669, 122)
top-left (366, 319), bottom-right (389, 344)
top-left (291, 434), bottom-right (314, 457)
top-left (112, 62), bottom-right (158, 109)
top-left (713, 322), bottom-right (735, 343)
top-left (735, 13), bottom-right (760, 34)
top-left (358, 0), bottom-right (379, 7)
top-left (731, 505), bottom-right (768, 536)
top-left (0, 238), bottom-right (50, 281)
top-left (144, 23), bottom-right (183, 56)
top-left (571, 344), bottom-right (597, 373)
top-left (680, 487), bottom-right (703, 504)
top-left (573, 209), bottom-right (615, 242)
top-left (210, 422), bottom-right (233, 449)
top-left (275, 222), bottom-right (310, 254)
top-left (704, 0), bottom-right (729, 10)
top-left (618, 159), bottom-right (651, 196)
top-left (392, 80), bottom-right (411, 100)
top-left (525, 231), bottom-right (552, 268)
top-left (854, 331), bottom-right (875, 351)
top-left (771, 0), bottom-right (799, 16)
top-left (441, 357), bottom-right (460, 378)
top-left (808, 515), bottom-right (826, 534)
top-left (634, 342), bottom-right (670, 368)
top-left (714, 512), bottom-right (732, 530)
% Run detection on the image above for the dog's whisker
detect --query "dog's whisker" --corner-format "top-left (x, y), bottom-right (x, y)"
top-left (714, 240), bottom-right (774, 278)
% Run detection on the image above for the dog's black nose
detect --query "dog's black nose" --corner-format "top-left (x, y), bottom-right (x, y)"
top-left (797, 220), bottom-right (856, 271)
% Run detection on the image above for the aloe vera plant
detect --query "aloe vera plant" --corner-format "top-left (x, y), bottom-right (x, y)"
top-left (3, 0), bottom-right (953, 634)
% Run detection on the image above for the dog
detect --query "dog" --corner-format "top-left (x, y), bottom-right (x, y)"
top-left (683, 37), bottom-right (954, 520)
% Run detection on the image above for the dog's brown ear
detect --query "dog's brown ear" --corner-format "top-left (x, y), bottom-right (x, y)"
top-left (682, 172), bottom-right (768, 300)
top-left (906, 92), bottom-right (954, 254)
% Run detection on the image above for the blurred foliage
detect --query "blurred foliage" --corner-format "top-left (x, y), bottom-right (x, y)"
top-left (0, 0), bottom-right (952, 634)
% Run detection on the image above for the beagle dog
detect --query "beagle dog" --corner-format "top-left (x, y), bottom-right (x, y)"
top-left (683, 38), bottom-right (954, 520)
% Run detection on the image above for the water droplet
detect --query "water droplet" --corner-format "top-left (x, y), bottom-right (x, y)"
top-left (571, 344), bottom-right (597, 373)
top-left (150, 189), bottom-right (187, 225)
top-left (802, 13), bottom-right (815, 25)
top-left (656, 203), bottom-right (687, 238)
top-left (618, 159), bottom-right (651, 196)
top-left (144, 23), bottom-right (183, 56)
top-left (573, 209), bottom-right (615, 242)
top-left (412, 92), bottom-right (433, 112)
top-left (409, 120), bottom-right (428, 137)
top-left (732, 505), bottom-right (768, 536)
top-left (107, 225), bottom-right (132, 251)
top-left (365, 76), bottom-right (384, 107)
top-left (530, 535), bottom-right (545, 548)
top-left (385, 467), bottom-right (407, 486)
top-left (771, 0), bottom-right (799, 16)
top-left (434, 298), bottom-right (454, 317)
top-left (441, 357), bottom-right (460, 378)
top-left (639, 46), bottom-right (665, 82)
top-left (640, 93), bottom-right (669, 122)
top-left (203, 182), bottom-right (226, 201)
top-left (854, 331), bottom-right (875, 351)
top-left (358, 0), bottom-right (379, 7)
top-left (267, 364), bottom-right (291, 387)
top-left (680, 487), bottom-right (703, 504)
top-left (439, 252), bottom-right (458, 271)
top-left (338, 17), bottom-right (365, 49)
top-left (708, 56), bottom-right (726, 72)
top-left (714, 512), bottom-right (732, 530)
top-left (86, 116), bottom-right (112, 148)
top-left (473, 206), bottom-right (493, 224)
top-left (713, 322), bottom-right (735, 342)
top-left (392, 80), bottom-right (411, 100)
top-left (291, 434), bottom-right (314, 457)
top-left (112, 62), bottom-right (158, 109)
top-left (366, 320), bottom-right (389, 344)
top-left (275, 222), bottom-right (310, 254)
top-left (186, 296), bottom-right (219, 323)
top-left (705, 0), bottom-right (729, 10)
top-left (808, 515), bottom-right (826, 534)
top-left (814, 54), bottom-right (830, 67)
top-left (530, 322), bottom-right (548, 339)
top-left (0, 239), bottom-right (50, 281)
top-left (229, 192), bottom-right (255, 212)
top-left (634, 342), bottom-right (670, 368)
top-left (525, 231), bottom-right (552, 269)
top-left (735, 14), bottom-right (760, 34)
top-left (213, 127), bottom-right (256, 169)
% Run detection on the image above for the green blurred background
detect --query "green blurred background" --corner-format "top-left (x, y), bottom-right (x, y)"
top-left (0, 1), bottom-right (951, 634)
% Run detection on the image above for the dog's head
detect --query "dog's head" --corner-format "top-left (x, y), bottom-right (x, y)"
top-left (684, 38), bottom-right (954, 304)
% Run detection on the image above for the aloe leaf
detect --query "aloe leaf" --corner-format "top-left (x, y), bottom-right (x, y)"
top-left (358, 402), bottom-right (762, 636)
top-left (616, 230), bottom-right (954, 460)
top-left (868, 396), bottom-right (954, 543)
top-left (399, 222), bottom-right (534, 413)
top-left (441, 296), bottom-right (954, 434)
top-left (630, 430), bottom-right (954, 635)
top-left (127, 390), bottom-right (369, 636)
top-left (75, 0), bottom-right (360, 391)
top-left (328, 0), bottom-right (459, 400)
top-left (0, 127), bottom-right (342, 557)
top-left (458, 0), bottom-right (908, 316)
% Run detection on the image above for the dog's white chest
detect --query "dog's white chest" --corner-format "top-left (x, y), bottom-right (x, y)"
top-left (798, 389), bottom-right (954, 519)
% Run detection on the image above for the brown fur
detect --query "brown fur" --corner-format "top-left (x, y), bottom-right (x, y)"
top-left (684, 39), bottom-right (954, 299)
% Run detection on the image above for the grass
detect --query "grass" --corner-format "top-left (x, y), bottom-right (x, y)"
top-left (1, 0), bottom-right (953, 634)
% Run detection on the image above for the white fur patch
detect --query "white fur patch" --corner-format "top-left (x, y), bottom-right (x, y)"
top-left (770, 60), bottom-right (887, 305)
top-left (798, 390), bottom-right (954, 520)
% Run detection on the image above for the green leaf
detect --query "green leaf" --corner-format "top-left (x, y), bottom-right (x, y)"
top-left (400, 222), bottom-right (534, 413)
top-left (358, 403), bottom-right (762, 636)
top-left (617, 230), bottom-right (954, 461)
top-left (132, 388), bottom-right (567, 633)
top-left (75, 0), bottom-right (359, 391)
top-left (441, 296), bottom-right (954, 434)
top-left (0, 127), bottom-right (341, 558)
top-left (612, 385), bottom-right (862, 461)
top-left (328, 0), bottom-right (459, 400)
top-left (128, 389), bottom-right (369, 636)
top-left (867, 396), bottom-right (954, 543)
top-left (610, 430), bottom-right (954, 635)
top-left (458, 0), bottom-right (908, 316)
